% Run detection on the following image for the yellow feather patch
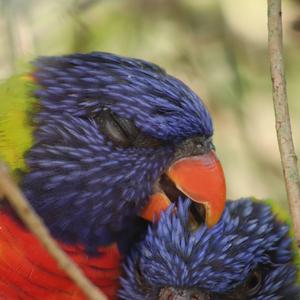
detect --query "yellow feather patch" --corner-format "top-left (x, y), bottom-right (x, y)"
top-left (0, 75), bottom-right (36, 175)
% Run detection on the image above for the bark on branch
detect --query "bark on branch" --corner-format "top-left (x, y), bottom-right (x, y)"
top-left (0, 163), bottom-right (108, 300)
top-left (267, 0), bottom-right (300, 253)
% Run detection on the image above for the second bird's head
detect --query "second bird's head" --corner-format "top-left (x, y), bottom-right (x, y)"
top-left (22, 52), bottom-right (226, 249)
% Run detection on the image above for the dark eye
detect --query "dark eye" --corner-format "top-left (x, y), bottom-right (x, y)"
top-left (245, 270), bottom-right (262, 296)
top-left (93, 108), bottom-right (163, 148)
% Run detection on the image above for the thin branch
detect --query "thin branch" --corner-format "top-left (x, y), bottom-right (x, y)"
top-left (0, 163), bottom-right (108, 300)
top-left (267, 0), bottom-right (300, 253)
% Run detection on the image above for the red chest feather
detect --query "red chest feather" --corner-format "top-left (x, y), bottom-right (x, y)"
top-left (0, 211), bottom-right (122, 300)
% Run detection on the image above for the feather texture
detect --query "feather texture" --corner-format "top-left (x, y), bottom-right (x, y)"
top-left (0, 75), bottom-right (35, 174)
top-left (120, 198), bottom-right (300, 299)
top-left (0, 210), bottom-right (121, 300)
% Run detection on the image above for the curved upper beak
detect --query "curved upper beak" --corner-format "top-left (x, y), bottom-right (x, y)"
top-left (141, 151), bottom-right (226, 228)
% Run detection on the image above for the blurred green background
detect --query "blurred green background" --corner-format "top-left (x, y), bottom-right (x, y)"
top-left (1, 0), bottom-right (300, 207)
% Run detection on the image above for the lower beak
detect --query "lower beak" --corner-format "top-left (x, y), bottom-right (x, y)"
top-left (141, 151), bottom-right (226, 227)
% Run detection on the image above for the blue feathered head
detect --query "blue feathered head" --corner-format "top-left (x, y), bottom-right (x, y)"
top-left (120, 198), bottom-right (299, 299)
top-left (21, 52), bottom-right (226, 252)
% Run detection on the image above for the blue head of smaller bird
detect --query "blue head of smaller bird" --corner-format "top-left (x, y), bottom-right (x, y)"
top-left (120, 198), bottom-right (300, 299)
top-left (22, 52), bottom-right (226, 252)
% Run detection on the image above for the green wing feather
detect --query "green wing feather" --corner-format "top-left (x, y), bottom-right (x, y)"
top-left (0, 75), bottom-right (36, 176)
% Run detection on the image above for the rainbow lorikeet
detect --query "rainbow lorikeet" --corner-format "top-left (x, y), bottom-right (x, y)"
top-left (120, 197), bottom-right (300, 300)
top-left (0, 52), bottom-right (226, 299)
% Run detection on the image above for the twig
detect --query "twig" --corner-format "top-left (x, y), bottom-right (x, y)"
top-left (0, 163), bottom-right (108, 300)
top-left (267, 0), bottom-right (300, 253)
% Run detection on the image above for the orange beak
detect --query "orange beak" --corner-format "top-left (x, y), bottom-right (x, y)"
top-left (140, 151), bottom-right (226, 227)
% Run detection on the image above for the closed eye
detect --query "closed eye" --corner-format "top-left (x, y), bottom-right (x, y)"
top-left (92, 108), bottom-right (164, 148)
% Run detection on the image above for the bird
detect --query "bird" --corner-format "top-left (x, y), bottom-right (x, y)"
top-left (0, 52), bottom-right (226, 299)
top-left (120, 198), bottom-right (300, 300)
